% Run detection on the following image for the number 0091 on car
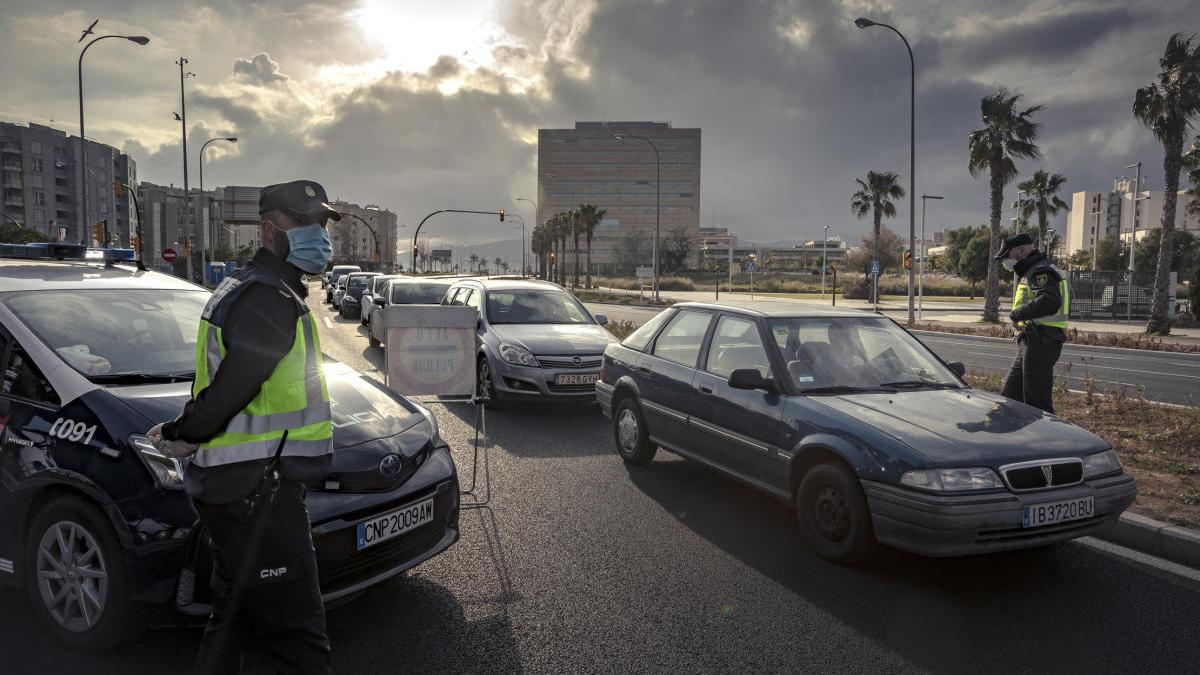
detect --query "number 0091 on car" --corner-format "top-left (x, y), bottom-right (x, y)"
top-left (356, 497), bottom-right (435, 550)
top-left (1022, 496), bottom-right (1094, 529)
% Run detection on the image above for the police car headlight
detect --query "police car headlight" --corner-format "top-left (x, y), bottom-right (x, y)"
top-left (129, 435), bottom-right (185, 490)
top-left (413, 402), bottom-right (440, 446)
top-left (1082, 449), bottom-right (1121, 478)
top-left (901, 467), bottom-right (1002, 491)
top-left (499, 344), bottom-right (539, 367)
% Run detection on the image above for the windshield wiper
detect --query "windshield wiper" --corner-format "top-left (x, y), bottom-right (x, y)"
top-left (90, 371), bottom-right (194, 385)
top-left (798, 385), bottom-right (897, 395)
top-left (879, 380), bottom-right (961, 390)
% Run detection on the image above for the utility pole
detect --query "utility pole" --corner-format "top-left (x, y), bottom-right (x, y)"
top-left (1124, 162), bottom-right (1145, 321)
top-left (176, 57), bottom-right (195, 282)
top-left (821, 224), bottom-right (829, 299)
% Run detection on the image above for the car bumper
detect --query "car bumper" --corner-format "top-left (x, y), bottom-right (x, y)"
top-left (864, 472), bottom-right (1137, 557)
top-left (596, 381), bottom-right (615, 417)
top-left (490, 356), bottom-right (601, 401)
top-left (308, 445), bottom-right (460, 601)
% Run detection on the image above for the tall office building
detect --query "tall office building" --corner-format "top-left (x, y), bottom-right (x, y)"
top-left (1, 121), bottom-right (137, 245)
top-left (537, 121), bottom-right (700, 274)
top-left (1065, 177), bottom-right (1196, 256)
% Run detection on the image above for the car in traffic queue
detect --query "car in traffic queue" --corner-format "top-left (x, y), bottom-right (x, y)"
top-left (0, 244), bottom-right (459, 649)
top-left (367, 278), bottom-right (456, 348)
top-left (335, 271), bottom-right (381, 319)
top-left (359, 274), bottom-right (403, 327)
top-left (596, 301), bottom-right (1136, 564)
top-left (325, 271), bottom-right (350, 304)
top-left (323, 264), bottom-right (360, 291)
top-left (441, 278), bottom-right (615, 407)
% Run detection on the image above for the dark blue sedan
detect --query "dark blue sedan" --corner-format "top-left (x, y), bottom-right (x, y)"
top-left (596, 301), bottom-right (1136, 564)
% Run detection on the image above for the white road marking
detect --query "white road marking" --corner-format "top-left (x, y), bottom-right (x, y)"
top-left (1075, 536), bottom-right (1200, 583)
top-left (323, 317), bottom-right (333, 329)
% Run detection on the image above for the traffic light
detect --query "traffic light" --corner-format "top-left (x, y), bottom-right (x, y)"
top-left (92, 222), bottom-right (105, 244)
top-left (499, 209), bottom-right (505, 222)
top-left (113, 180), bottom-right (125, 198)
top-left (903, 250), bottom-right (913, 270)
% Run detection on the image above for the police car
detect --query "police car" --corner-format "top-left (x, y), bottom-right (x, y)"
top-left (0, 244), bottom-right (459, 649)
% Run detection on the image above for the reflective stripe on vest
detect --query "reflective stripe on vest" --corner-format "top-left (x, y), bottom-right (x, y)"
top-left (190, 282), bottom-right (332, 468)
top-left (1012, 266), bottom-right (1070, 328)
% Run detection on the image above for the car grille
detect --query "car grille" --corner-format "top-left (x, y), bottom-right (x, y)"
top-left (547, 382), bottom-right (597, 393)
top-left (1000, 459), bottom-right (1084, 491)
top-left (318, 526), bottom-right (444, 590)
top-left (536, 354), bottom-right (602, 369)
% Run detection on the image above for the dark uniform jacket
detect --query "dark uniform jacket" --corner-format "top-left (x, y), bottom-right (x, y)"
top-left (1009, 251), bottom-right (1066, 343)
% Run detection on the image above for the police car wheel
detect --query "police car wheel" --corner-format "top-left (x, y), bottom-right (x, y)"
top-left (796, 463), bottom-right (876, 565)
top-left (25, 495), bottom-right (139, 650)
top-left (613, 396), bottom-right (656, 465)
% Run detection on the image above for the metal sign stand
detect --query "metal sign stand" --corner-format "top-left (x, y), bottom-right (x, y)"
top-left (407, 393), bottom-right (492, 510)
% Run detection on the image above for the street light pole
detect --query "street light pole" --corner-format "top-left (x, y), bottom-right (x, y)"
top-left (855, 17), bottom-right (915, 326)
top-left (614, 133), bottom-right (661, 301)
top-left (338, 211), bottom-right (380, 269)
top-left (198, 136), bottom-right (237, 274)
top-left (919, 194), bottom-right (943, 319)
top-left (412, 209), bottom-right (507, 272)
top-left (176, 57), bottom-right (195, 282)
top-left (821, 224), bottom-right (829, 299)
top-left (515, 196), bottom-right (538, 275)
top-left (1124, 162), bottom-right (1144, 322)
top-left (509, 213), bottom-right (526, 276)
top-left (77, 27), bottom-right (149, 245)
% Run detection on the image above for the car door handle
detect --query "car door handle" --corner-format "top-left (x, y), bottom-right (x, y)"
top-left (697, 384), bottom-right (713, 394)
top-left (637, 365), bottom-right (651, 374)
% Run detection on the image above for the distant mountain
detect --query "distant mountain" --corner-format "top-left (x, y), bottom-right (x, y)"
top-left (413, 237), bottom-right (531, 273)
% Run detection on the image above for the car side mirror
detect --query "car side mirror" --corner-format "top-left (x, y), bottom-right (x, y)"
top-left (594, 314), bottom-right (608, 326)
top-left (947, 361), bottom-right (966, 378)
top-left (374, 297), bottom-right (386, 306)
top-left (728, 368), bottom-right (775, 392)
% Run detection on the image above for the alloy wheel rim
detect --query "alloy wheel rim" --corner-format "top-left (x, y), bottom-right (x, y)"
top-left (617, 408), bottom-right (639, 453)
top-left (36, 520), bottom-right (108, 632)
top-left (813, 486), bottom-right (851, 542)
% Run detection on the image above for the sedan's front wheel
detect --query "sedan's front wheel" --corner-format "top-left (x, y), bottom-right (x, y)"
top-left (476, 356), bottom-right (503, 408)
top-left (796, 462), bottom-right (877, 564)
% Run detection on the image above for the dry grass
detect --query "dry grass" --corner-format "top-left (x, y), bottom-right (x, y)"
top-left (575, 290), bottom-right (673, 307)
top-left (606, 320), bottom-right (638, 340)
top-left (965, 370), bottom-right (1200, 528)
top-left (914, 322), bottom-right (1200, 354)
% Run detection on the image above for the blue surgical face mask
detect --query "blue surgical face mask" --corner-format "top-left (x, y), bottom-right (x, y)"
top-left (278, 223), bottom-right (332, 273)
top-left (1001, 258), bottom-right (1017, 273)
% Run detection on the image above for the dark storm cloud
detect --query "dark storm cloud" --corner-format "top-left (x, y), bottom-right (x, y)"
top-left (233, 52), bottom-right (290, 85)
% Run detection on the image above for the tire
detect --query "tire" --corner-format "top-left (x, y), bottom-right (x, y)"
top-left (25, 495), bottom-right (140, 650)
top-left (360, 308), bottom-right (370, 326)
top-left (476, 356), bottom-right (503, 408)
top-left (339, 304), bottom-right (348, 320)
top-left (795, 462), bottom-right (877, 564)
top-left (613, 396), bottom-right (657, 465)
top-left (368, 322), bottom-right (381, 348)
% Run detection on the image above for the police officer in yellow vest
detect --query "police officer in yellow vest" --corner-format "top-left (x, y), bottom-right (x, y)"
top-left (146, 180), bottom-right (339, 673)
top-left (996, 232), bottom-right (1069, 413)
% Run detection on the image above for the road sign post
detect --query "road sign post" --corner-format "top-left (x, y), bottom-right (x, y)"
top-left (870, 259), bottom-right (880, 312)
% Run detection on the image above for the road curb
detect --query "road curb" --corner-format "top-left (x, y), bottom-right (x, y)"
top-left (1094, 511), bottom-right (1200, 569)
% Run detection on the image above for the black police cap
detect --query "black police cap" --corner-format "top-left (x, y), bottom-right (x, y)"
top-left (259, 180), bottom-right (342, 222)
top-left (994, 232), bottom-right (1034, 260)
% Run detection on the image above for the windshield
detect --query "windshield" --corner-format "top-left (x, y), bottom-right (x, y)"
top-left (391, 283), bottom-right (450, 304)
top-left (5, 290), bottom-right (208, 380)
top-left (370, 276), bottom-right (397, 293)
top-left (347, 275), bottom-right (374, 290)
top-left (486, 289), bottom-right (592, 325)
top-left (768, 317), bottom-right (960, 392)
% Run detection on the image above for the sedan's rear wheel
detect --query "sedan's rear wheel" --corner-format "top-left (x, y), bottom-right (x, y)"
top-left (613, 396), bottom-right (656, 465)
top-left (25, 495), bottom-right (139, 650)
top-left (796, 462), bottom-right (876, 564)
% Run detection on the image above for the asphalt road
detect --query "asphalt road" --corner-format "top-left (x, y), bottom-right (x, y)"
top-left (587, 303), bottom-right (1200, 405)
top-left (4, 289), bottom-right (1199, 673)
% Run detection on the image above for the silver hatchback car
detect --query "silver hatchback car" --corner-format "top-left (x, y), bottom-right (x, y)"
top-left (442, 278), bottom-right (616, 406)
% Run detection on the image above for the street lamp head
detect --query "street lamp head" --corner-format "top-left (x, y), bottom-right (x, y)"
top-left (126, 35), bottom-right (150, 45)
top-left (854, 17), bottom-right (876, 28)
top-left (225, 137), bottom-right (238, 142)
top-left (923, 194), bottom-right (944, 200)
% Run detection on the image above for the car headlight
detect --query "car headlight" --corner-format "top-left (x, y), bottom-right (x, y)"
top-left (344, 296), bottom-right (359, 304)
top-left (499, 343), bottom-right (539, 367)
top-left (1082, 449), bottom-right (1121, 478)
top-left (413, 402), bottom-right (441, 446)
top-left (129, 434), bottom-right (185, 490)
top-left (901, 467), bottom-right (1002, 491)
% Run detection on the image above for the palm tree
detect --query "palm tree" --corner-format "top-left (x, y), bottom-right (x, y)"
top-left (1016, 170), bottom-right (1069, 251)
top-left (968, 87), bottom-right (1043, 322)
top-left (850, 170), bottom-right (904, 304)
top-left (1184, 135), bottom-right (1200, 218)
top-left (494, 257), bottom-right (503, 275)
top-left (531, 222), bottom-right (549, 277)
top-left (1135, 34), bottom-right (1200, 333)
top-left (500, 261), bottom-right (510, 275)
top-left (556, 211), bottom-right (570, 285)
top-left (576, 202), bottom-right (606, 288)
top-left (468, 253), bottom-right (480, 272)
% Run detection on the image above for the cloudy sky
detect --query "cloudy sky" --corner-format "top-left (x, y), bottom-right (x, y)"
top-left (0, 0), bottom-right (1193, 245)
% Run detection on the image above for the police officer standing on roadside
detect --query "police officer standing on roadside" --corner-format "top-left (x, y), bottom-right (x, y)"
top-left (996, 232), bottom-right (1070, 414)
top-left (146, 180), bottom-right (340, 673)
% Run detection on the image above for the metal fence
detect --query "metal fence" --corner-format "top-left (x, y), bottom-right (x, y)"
top-left (1067, 270), bottom-right (1176, 322)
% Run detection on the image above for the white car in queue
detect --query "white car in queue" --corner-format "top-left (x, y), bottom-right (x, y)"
top-left (367, 278), bottom-right (456, 348)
